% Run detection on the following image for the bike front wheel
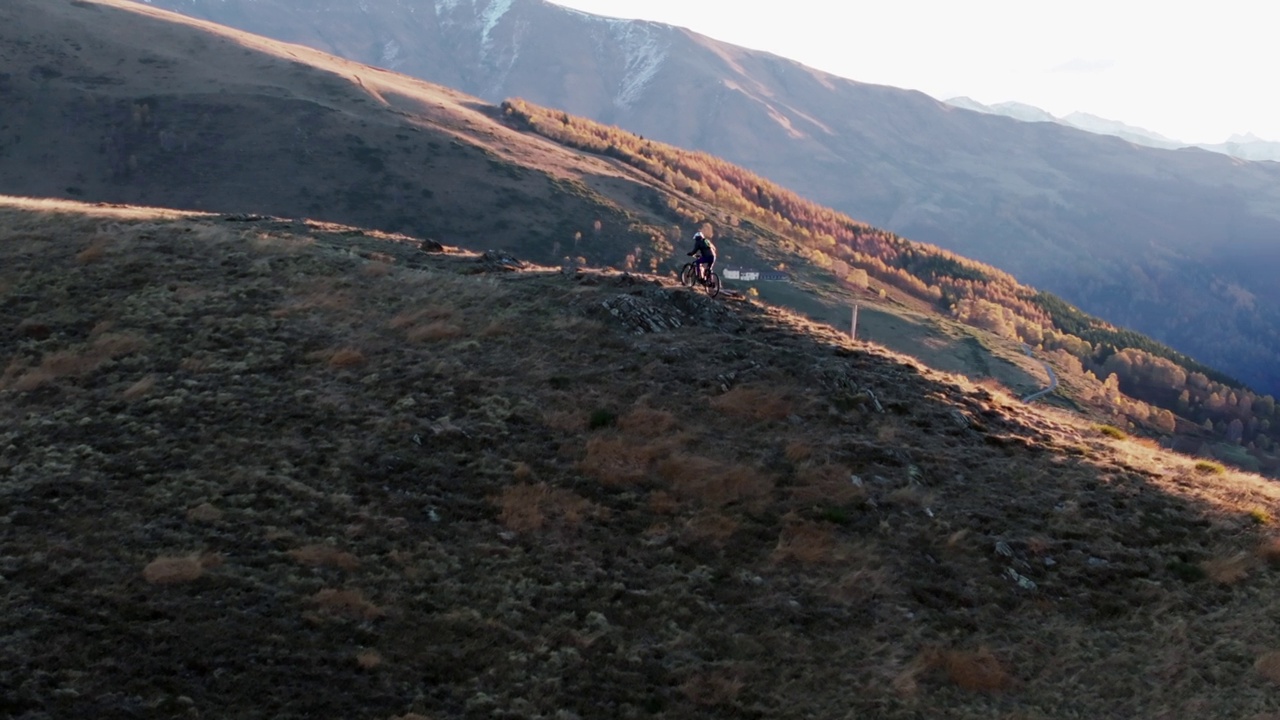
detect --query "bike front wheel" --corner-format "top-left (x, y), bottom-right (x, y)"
top-left (679, 263), bottom-right (696, 288)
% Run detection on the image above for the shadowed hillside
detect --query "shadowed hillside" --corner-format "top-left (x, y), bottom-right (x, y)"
top-left (6, 198), bottom-right (1280, 717)
top-left (0, 0), bottom-right (664, 263)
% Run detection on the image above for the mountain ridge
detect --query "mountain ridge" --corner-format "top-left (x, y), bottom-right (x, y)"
top-left (7, 0), bottom-right (1280, 471)
top-left (8, 6), bottom-right (1280, 715)
top-left (131, 0), bottom-right (1280, 397)
top-left (947, 96), bottom-right (1280, 159)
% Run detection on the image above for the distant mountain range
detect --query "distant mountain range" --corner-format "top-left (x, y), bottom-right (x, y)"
top-left (42, 0), bottom-right (1280, 395)
top-left (946, 96), bottom-right (1280, 161)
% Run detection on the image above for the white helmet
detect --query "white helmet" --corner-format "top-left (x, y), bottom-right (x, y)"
top-left (693, 231), bottom-right (705, 241)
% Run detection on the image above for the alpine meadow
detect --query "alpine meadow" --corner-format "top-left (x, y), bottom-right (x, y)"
top-left (6, 1), bottom-right (1280, 718)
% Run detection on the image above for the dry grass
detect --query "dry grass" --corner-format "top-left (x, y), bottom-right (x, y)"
top-left (679, 512), bottom-right (740, 547)
top-left (1202, 552), bottom-right (1253, 584)
top-left (771, 518), bottom-right (843, 565)
top-left (325, 348), bottom-right (366, 366)
top-left (821, 562), bottom-right (890, 604)
top-left (784, 440), bottom-right (813, 462)
top-left (308, 588), bottom-right (383, 620)
top-left (491, 483), bottom-right (606, 533)
top-left (886, 484), bottom-right (935, 509)
top-left (789, 463), bottom-right (866, 506)
top-left (543, 408), bottom-right (587, 433)
top-left (616, 405), bottom-right (678, 437)
top-left (76, 238), bottom-right (110, 264)
top-left (0, 195), bottom-right (193, 220)
top-left (272, 289), bottom-right (353, 318)
top-left (709, 385), bottom-right (793, 422)
top-left (11, 199), bottom-right (1280, 718)
top-left (1256, 652), bottom-right (1280, 684)
top-left (1257, 537), bottom-right (1280, 565)
top-left (287, 544), bottom-right (361, 571)
top-left (647, 490), bottom-right (680, 515)
top-left (578, 435), bottom-right (673, 487)
top-left (680, 669), bottom-right (746, 707)
top-left (142, 555), bottom-right (204, 585)
top-left (940, 647), bottom-right (1014, 693)
top-left (895, 646), bottom-right (1014, 695)
top-left (658, 453), bottom-right (774, 509)
top-left (12, 332), bottom-right (146, 390)
top-left (405, 321), bottom-right (465, 342)
top-left (185, 503), bottom-right (223, 524)
top-left (355, 649), bottom-right (384, 670)
top-left (122, 374), bottom-right (156, 400)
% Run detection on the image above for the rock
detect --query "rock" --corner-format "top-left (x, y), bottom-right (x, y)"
top-left (477, 249), bottom-right (526, 271)
top-left (600, 293), bottom-right (685, 334)
top-left (419, 239), bottom-right (445, 253)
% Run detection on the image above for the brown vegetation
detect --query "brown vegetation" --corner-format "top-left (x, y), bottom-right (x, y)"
top-left (142, 556), bottom-right (204, 585)
top-left (502, 98), bottom-right (1280, 474)
top-left (9, 199), bottom-right (1280, 718)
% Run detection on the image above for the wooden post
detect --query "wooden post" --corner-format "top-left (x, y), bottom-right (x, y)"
top-left (851, 304), bottom-right (859, 341)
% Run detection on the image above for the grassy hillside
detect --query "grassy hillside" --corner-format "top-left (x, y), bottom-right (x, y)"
top-left (499, 98), bottom-right (1280, 474)
top-left (130, 0), bottom-right (1280, 399)
top-left (3, 0), bottom-right (1275, 474)
top-left (0, 0), bottom-right (664, 264)
top-left (6, 198), bottom-right (1280, 718)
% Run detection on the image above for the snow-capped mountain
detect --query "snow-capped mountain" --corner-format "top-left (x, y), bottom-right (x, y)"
top-left (944, 97), bottom-right (1280, 160)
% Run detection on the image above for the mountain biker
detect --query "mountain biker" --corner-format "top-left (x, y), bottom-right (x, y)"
top-left (686, 231), bottom-right (716, 282)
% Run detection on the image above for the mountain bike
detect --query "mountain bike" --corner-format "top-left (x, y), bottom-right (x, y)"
top-left (679, 262), bottom-right (721, 298)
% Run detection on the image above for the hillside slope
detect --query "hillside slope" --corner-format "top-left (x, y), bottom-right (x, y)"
top-left (135, 0), bottom-right (1280, 395)
top-left (0, 0), bottom-right (1067, 409)
top-left (6, 197), bottom-right (1280, 718)
top-left (7, 0), bottom-right (1280, 471)
top-left (0, 0), bottom-right (668, 264)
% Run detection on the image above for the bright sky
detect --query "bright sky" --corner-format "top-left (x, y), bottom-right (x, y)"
top-left (550, 0), bottom-right (1279, 144)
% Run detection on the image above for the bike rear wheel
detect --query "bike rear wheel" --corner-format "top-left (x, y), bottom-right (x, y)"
top-left (703, 271), bottom-right (721, 298)
top-left (679, 263), bottom-right (696, 288)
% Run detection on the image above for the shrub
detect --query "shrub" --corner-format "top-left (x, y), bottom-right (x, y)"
top-left (820, 506), bottom-right (851, 525)
top-left (1094, 424), bottom-right (1127, 440)
top-left (588, 408), bottom-right (618, 430)
top-left (1193, 461), bottom-right (1226, 476)
top-left (1167, 560), bottom-right (1206, 582)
